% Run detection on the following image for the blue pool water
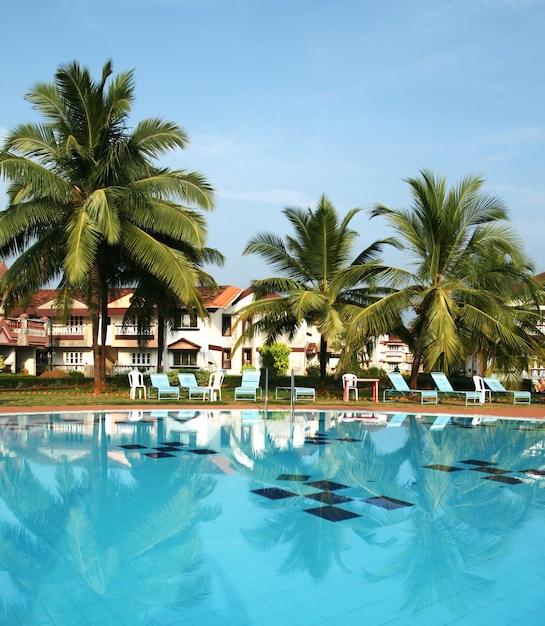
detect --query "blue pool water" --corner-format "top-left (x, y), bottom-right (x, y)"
top-left (0, 409), bottom-right (544, 625)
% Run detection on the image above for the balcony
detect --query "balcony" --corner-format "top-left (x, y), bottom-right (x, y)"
top-left (52, 325), bottom-right (85, 337)
top-left (114, 324), bottom-right (154, 339)
top-left (7, 317), bottom-right (48, 336)
top-left (5, 317), bottom-right (48, 347)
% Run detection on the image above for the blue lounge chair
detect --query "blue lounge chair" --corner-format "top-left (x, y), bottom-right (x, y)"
top-left (275, 386), bottom-right (316, 402)
top-left (149, 373), bottom-right (180, 400)
top-left (234, 370), bottom-right (262, 401)
top-left (178, 373), bottom-right (210, 400)
top-left (383, 371), bottom-right (438, 405)
top-left (430, 372), bottom-right (482, 406)
top-left (483, 377), bottom-right (531, 405)
top-left (178, 373), bottom-right (199, 394)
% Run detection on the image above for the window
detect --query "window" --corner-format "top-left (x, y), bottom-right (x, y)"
top-left (132, 352), bottom-right (151, 366)
top-left (242, 316), bottom-right (253, 333)
top-left (173, 352), bottom-right (198, 368)
top-left (222, 315), bottom-right (232, 337)
top-left (222, 349), bottom-right (232, 370)
top-left (243, 348), bottom-right (252, 365)
top-left (173, 309), bottom-right (197, 329)
top-left (64, 352), bottom-right (83, 365)
top-left (69, 315), bottom-right (83, 326)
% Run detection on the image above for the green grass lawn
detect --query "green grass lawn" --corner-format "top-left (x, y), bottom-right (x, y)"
top-left (0, 376), bottom-right (538, 410)
top-left (0, 386), bottom-right (352, 408)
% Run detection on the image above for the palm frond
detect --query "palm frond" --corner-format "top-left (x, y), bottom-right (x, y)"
top-left (64, 209), bottom-right (103, 282)
top-left (131, 118), bottom-right (189, 155)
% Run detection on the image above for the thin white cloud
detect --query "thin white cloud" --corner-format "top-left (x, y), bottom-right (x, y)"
top-left (219, 188), bottom-right (312, 207)
top-left (492, 183), bottom-right (545, 206)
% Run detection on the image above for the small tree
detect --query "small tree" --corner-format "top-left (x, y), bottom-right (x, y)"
top-left (258, 343), bottom-right (291, 376)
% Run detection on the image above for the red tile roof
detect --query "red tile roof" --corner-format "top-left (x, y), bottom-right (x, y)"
top-left (8, 285), bottom-right (244, 316)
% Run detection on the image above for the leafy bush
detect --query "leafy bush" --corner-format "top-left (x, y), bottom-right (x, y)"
top-left (258, 343), bottom-right (291, 376)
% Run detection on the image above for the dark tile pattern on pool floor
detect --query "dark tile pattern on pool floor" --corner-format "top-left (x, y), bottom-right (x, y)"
top-left (144, 451), bottom-right (175, 458)
top-left (423, 458), bottom-right (537, 485)
top-left (118, 441), bottom-right (218, 458)
top-left (305, 491), bottom-right (353, 505)
top-left (277, 473), bottom-right (311, 481)
top-left (249, 474), bottom-right (416, 523)
top-left (251, 487), bottom-right (299, 500)
top-left (423, 464), bottom-right (464, 472)
top-left (362, 496), bottom-right (414, 510)
top-left (249, 452), bottom-right (539, 524)
top-left (304, 505), bottom-right (361, 522)
top-left (305, 479), bottom-right (348, 491)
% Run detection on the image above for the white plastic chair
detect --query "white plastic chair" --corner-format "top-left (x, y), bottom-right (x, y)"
top-left (128, 370), bottom-right (146, 399)
top-left (207, 371), bottom-right (225, 402)
top-left (472, 375), bottom-right (489, 404)
top-left (342, 373), bottom-right (358, 400)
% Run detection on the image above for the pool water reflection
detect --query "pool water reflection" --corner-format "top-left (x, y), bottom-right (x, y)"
top-left (0, 409), bottom-right (544, 625)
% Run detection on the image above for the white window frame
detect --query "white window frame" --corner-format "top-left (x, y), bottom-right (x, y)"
top-left (64, 352), bottom-right (83, 365)
top-left (132, 352), bottom-right (151, 367)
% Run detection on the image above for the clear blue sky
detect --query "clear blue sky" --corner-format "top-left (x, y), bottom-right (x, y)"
top-left (1, 0), bottom-right (544, 287)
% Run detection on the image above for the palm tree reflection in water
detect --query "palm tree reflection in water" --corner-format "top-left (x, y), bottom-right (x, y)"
top-left (234, 413), bottom-right (545, 618)
top-left (0, 411), bottom-right (544, 622)
top-left (0, 413), bottom-right (219, 624)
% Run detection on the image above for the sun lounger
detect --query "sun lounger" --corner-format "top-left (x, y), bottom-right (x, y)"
top-left (177, 373), bottom-right (201, 398)
top-left (383, 371), bottom-right (438, 405)
top-left (149, 373), bottom-right (180, 400)
top-left (430, 372), bottom-right (483, 406)
top-left (483, 377), bottom-right (531, 405)
top-left (275, 386), bottom-right (316, 402)
top-left (234, 370), bottom-right (262, 401)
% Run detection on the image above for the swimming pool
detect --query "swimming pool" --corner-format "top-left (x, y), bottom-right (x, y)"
top-left (0, 409), bottom-right (544, 625)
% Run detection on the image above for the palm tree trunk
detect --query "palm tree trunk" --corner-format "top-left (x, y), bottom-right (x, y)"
top-left (157, 313), bottom-right (165, 373)
top-left (409, 318), bottom-right (429, 389)
top-left (319, 335), bottom-right (328, 391)
top-left (409, 347), bottom-right (423, 389)
top-left (90, 263), bottom-right (107, 394)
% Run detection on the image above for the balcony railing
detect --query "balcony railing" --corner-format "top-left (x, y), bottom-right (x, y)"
top-left (6, 318), bottom-right (48, 336)
top-left (54, 364), bottom-right (86, 373)
top-left (112, 365), bottom-right (154, 376)
top-left (52, 325), bottom-right (84, 336)
top-left (114, 325), bottom-right (154, 337)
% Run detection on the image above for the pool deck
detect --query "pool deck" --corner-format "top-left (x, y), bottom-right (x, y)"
top-left (1, 398), bottom-right (544, 419)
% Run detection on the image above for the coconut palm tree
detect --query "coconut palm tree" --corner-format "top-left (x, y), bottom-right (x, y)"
top-left (235, 194), bottom-right (391, 388)
top-left (0, 60), bottom-right (216, 392)
top-left (344, 170), bottom-right (544, 388)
